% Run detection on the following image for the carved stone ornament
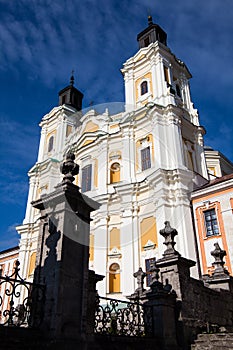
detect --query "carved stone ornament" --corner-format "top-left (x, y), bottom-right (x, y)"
top-left (159, 221), bottom-right (178, 256)
top-left (211, 242), bottom-right (228, 275)
top-left (133, 267), bottom-right (147, 293)
top-left (60, 152), bottom-right (79, 183)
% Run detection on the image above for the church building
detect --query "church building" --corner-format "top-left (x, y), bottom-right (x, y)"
top-left (16, 16), bottom-right (212, 298)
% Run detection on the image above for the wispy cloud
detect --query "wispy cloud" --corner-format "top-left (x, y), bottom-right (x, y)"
top-left (0, 223), bottom-right (19, 251)
top-left (0, 0), bottom-right (232, 248)
top-left (0, 118), bottom-right (39, 167)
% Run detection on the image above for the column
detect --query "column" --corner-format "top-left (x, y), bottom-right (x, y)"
top-left (37, 127), bottom-right (47, 162)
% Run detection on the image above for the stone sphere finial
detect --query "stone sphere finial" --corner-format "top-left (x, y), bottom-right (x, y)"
top-left (60, 151), bottom-right (79, 183)
top-left (159, 221), bottom-right (178, 256)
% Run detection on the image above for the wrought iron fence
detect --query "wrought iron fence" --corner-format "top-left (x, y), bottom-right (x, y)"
top-left (95, 296), bottom-right (152, 337)
top-left (0, 260), bottom-right (45, 327)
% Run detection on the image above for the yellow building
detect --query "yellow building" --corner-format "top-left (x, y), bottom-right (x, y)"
top-left (192, 173), bottom-right (233, 275)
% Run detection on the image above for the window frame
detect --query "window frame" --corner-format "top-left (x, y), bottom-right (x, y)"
top-left (81, 164), bottom-right (92, 192)
top-left (203, 208), bottom-right (219, 237)
top-left (140, 81), bottom-right (148, 95)
top-left (48, 135), bottom-right (54, 153)
top-left (141, 146), bottom-right (151, 171)
top-left (145, 257), bottom-right (156, 287)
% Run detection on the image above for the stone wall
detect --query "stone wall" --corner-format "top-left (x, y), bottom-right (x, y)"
top-left (155, 222), bottom-right (233, 348)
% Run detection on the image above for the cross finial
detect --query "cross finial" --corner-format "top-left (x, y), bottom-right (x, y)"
top-left (70, 70), bottom-right (75, 86)
top-left (147, 10), bottom-right (153, 26)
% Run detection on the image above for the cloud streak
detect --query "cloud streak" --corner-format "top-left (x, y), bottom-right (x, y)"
top-left (0, 0), bottom-right (232, 250)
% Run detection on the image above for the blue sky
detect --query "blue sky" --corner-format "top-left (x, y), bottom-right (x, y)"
top-left (0, 0), bottom-right (233, 250)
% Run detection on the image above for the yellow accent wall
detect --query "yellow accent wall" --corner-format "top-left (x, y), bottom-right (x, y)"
top-left (81, 140), bottom-right (94, 147)
top-left (83, 121), bottom-right (99, 133)
top-left (46, 129), bottom-right (56, 141)
top-left (208, 167), bottom-right (216, 176)
top-left (140, 216), bottom-right (157, 250)
top-left (110, 228), bottom-right (120, 250)
top-left (110, 124), bottom-right (119, 129)
top-left (66, 125), bottom-right (72, 137)
top-left (110, 163), bottom-right (120, 183)
top-left (109, 263), bottom-right (120, 293)
top-left (75, 174), bottom-right (79, 186)
top-left (135, 72), bottom-right (153, 102)
top-left (28, 252), bottom-right (36, 277)
top-left (148, 134), bottom-right (154, 163)
top-left (89, 234), bottom-right (94, 261)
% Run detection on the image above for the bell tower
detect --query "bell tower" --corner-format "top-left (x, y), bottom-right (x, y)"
top-left (137, 15), bottom-right (167, 48)
top-left (58, 72), bottom-right (84, 111)
top-left (121, 16), bottom-right (196, 120)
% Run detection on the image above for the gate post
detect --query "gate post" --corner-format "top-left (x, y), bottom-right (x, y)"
top-left (142, 262), bottom-right (178, 350)
top-left (32, 152), bottom-right (100, 341)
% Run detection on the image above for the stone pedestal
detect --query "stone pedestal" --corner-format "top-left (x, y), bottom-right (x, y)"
top-left (156, 254), bottom-right (195, 300)
top-left (32, 179), bottom-right (100, 340)
top-left (202, 243), bottom-right (233, 292)
top-left (86, 270), bottom-right (104, 335)
top-left (143, 284), bottom-right (178, 350)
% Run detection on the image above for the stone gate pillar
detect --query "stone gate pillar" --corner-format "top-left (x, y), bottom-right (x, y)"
top-left (32, 152), bottom-right (100, 340)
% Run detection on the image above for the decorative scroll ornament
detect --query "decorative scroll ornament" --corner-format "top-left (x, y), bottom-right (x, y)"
top-left (0, 260), bottom-right (45, 327)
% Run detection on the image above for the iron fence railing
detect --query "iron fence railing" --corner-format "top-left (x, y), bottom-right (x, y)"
top-left (0, 260), bottom-right (44, 327)
top-left (95, 295), bottom-right (152, 337)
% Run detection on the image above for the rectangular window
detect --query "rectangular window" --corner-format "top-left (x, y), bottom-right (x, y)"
top-left (141, 147), bottom-right (151, 171)
top-left (66, 125), bottom-right (72, 137)
top-left (144, 37), bottom-right (150, 47)
top-left (145, 257), bottom-right (156, 287)
top-left (81, 164), bottom-right (92, 192)
top-left (62, 95), bottom-right (66, 104)
top-left (204, 209), bottom-right (219, 237)
top-left (164, 66), bottom-right (170, 84)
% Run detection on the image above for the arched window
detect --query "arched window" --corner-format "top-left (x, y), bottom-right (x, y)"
top-left (140, 81), bottom-right (148, 95)
top-left (109, 263), bottom-right (120, 293)
top-left (48, 135), bottom-right (54, 153)
top-left (110, 162), bottom-right (120, 183)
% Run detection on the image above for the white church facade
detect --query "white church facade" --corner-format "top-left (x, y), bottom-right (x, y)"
top-left (16, 16), bottom-right (210, 298)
